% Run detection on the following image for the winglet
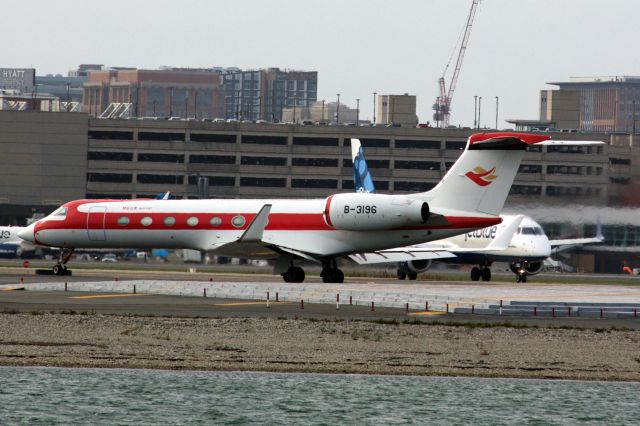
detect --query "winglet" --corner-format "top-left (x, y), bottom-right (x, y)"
top-left (238, 204), bottom-right (272, 242)
top-left (486, 215), bottom-right (524, 251)
top-left (595, 216), bottom-right (604, 241)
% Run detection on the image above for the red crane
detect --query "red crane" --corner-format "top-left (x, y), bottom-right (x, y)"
top-left (433, 0), bottom-right (480, 128)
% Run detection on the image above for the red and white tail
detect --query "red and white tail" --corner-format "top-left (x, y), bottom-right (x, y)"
top-left (414, 132), bottom-right (604, 216)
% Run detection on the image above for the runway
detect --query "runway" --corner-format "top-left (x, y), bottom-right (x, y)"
top-left (1, 267), bottom-right (640, 328)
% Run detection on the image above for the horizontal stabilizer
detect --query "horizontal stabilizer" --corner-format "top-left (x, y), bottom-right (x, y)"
top-left (537, 140), bottom-right (605, 146)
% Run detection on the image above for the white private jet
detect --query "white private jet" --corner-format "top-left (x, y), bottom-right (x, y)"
top-left (348, 139), bottom-right (604, 282)
top-left (19, 132), bottom-right (573, 283)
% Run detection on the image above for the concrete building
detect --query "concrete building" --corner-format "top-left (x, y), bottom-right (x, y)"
top-left (221, 68), bottom-right (317, 121)
top-left (376, 94), bottom-right (417, 127)
top-left (83, 69), bottom-right (223, 119)
top-left (0, 111), bottom-right (87, 224)
top-left (2, 109), bottom-right (639, 272)
top-left (510, 76), bottom-right (640, 132)
top-left (550, 76), bottom-right (640, 132)
top-left (539, 89), bottom-right (580, 130)
top-left (0, 68), bottom-right (35, 92)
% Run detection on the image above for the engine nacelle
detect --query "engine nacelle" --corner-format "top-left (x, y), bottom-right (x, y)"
top-left (510, 261), bottom-right (544, 275)
top-left (401, 259), bottom-right (433, 273)
top-left (325, 193), bottom-right (429, 231)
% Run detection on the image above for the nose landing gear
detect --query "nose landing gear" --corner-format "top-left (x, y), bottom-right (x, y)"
top-left (511, 260), bottom-right (529, 283)
top-left (52, 248), bottom-right (74, 276)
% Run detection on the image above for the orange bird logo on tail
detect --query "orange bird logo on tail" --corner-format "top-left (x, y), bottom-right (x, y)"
top-left (465, 166), bottom-right (498, 187)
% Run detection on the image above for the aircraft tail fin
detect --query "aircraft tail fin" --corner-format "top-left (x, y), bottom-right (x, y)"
top-left (351, 139), bottom-right (376, 193)
top-left (413, 133), bottom-right (604, 217)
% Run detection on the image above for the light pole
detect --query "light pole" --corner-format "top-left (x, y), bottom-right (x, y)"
top-left (372, 92), bottom-right (377, 125)
top-left (293, 95), bottom-right (297, 124)
top-left (478, 96), bottom-right (482, 129)
top-left (336, 93), bottom-right (340, 124)
top-left (321, 100), bottom-right (325, 123)
top-left (473, 95), bottom-right (478, 129)
top-left (169, 87), bottom-right (173, 117)
top-left (356, 98), bottom-right (360, 126)
top-left (194, 89), bottom-right (199, 119)
top-left (495, 96), bottom-right (499, 130)
top-left (66, 83), bottom-right (71, 112)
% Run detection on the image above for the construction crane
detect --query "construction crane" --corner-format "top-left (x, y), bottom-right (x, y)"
top-left (433, 0), bottom-right (480, 128)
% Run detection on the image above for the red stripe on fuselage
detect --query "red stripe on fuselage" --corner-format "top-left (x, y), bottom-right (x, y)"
top-left (34, 199), bottom-right (502, 234)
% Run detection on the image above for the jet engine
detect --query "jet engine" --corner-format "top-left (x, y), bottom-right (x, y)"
top-left (510, 261), bottom-right (544, 275)
top-left (404, 259), bottom-right (433, 273)
top-left (324, 193), bottom-right (429, 231)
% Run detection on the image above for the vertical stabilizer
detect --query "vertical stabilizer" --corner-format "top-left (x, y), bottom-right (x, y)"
top-left (414, 133), bottom-right (550, 216)
top-left (351, 139), bottom-right (376, 193)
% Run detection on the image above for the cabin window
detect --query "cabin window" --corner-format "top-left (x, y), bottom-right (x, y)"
top-left (164, 217), bottom-right (176, 227)
top-left (117, 216), bottom-right (130, 226)
top-left (140, 217), bottom-right (153, 227)
top-left (231, 215), bottom-right (246, 228)
top-left (187, 217), bottom-right (199, 227)
top-left (210, 217), bottom-right (222, 227)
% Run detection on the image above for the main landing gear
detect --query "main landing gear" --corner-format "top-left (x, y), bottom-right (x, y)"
top-left (397, 270), bottom-right (418, 280)
top-left (281, 266), bottom-right (305, 283)
top-left (321, 258), bottom-right (344, 283)
top-left (470, 265), bottom-right (492, 282)
top-left (52, 248), bottom-right (74, 276)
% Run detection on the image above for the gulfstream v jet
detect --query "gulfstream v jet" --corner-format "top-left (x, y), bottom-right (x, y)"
top-left (20, 132), bottom-right (574, 283)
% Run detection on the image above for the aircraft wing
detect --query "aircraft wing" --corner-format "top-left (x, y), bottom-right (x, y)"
top-left (549, 237), bottom-right (603, 253)
top-left (348, 249), bottom-right (455, 265)
top-left (549, 217), bottom-right (604, 252)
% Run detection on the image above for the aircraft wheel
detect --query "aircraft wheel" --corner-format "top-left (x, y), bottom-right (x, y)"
top-left (53, 264), bottom-right (63, 276)
top-left (290, 266), bottom-right (305, 283)
top-left (470, 266), bottom-right (481, 281)
top-left (397, 270), bottom-right (407, 280)
top-left (481, 267), bottom-right (491, 282)
top-left (408, 272), bottom-right (418, 280)
top-left (322, 268), bottom-right (344, 283)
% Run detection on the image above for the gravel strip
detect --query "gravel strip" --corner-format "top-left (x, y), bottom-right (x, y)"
top-left (0, 313), bottom-right (639, 381)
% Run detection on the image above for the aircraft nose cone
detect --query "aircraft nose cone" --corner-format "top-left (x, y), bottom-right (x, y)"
top-left (17, 224), bottom-right (35, 243)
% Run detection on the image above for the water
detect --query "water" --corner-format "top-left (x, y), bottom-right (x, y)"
top-left (0, 367), bottom-right (638, 425)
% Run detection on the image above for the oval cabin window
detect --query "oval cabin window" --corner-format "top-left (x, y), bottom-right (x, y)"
top-left (231, 215), bottom-right (246, 228)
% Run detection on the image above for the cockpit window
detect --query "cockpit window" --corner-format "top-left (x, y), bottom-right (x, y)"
top-left (52, 207), bottom-right (67, 217)
top-left (521, 227), bottom-right (537, 235)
